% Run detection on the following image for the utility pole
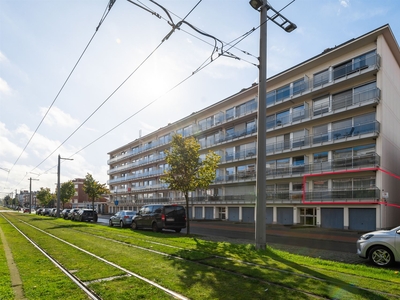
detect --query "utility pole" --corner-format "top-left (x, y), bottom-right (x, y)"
top-left (249, 0), bottom-right (296, 250)
top-left (57, 155), bottom-right (73, 218)
top-left (28, 178), bottom-right (39, 213)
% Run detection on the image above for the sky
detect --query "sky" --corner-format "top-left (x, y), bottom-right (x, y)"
top-left (1, 0), bottom-right (399, 197)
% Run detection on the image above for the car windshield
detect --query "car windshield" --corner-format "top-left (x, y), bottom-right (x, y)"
top-left (126, 212), bottom-right (136, 215)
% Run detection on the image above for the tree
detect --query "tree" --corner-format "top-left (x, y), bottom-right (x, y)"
top-left (36, 188), bottom-right (53, 207)
top-left (4, 195), bottom-right (11, 206)
top-left (60, 181), bottom-right (75, 209)
top-left (162, 134), bottom-right (220, 235)
top-left (83, 173), bottom-right (109, 219)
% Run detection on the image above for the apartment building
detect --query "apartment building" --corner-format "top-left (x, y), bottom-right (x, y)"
top-left (69, 178), bottom-right (108, 212)
top-left (107, 24), bottom-right (400, 231)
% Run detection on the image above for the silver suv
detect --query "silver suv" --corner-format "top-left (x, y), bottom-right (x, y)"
top-left (357, 225), bottom-right (400, 267)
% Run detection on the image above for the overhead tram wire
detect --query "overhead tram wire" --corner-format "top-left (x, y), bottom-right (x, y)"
top-left (8, 0), bottom-right (117, 177)
top-left (33, 0), bottom-right (203, 176)
top-left (40, 14), bottom-right (280, 171)
top-left (36, 0), bottom-right (296, 177)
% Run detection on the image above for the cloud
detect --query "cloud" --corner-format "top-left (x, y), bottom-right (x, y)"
top-left (40, 106), bottom-right (79, 128)
top-left (340, 0), bottom-right (350, 8)
top-left (0, 51), bottom-right (7, 63)
top-left (0, 122), bottom-right (25, 159)
top-left (0, 77), bottom-right (12, 95)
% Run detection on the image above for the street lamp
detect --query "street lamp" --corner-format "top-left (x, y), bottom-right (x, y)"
top-left (56, 155), bottom-right (73, 217)
top-left (249, 1), bottom-right (296, 250)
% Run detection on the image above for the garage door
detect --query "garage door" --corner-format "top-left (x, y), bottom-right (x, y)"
top-left (242, 207), bottom-right (254, 223)
top-left (277, 207), bottom-right (293, 225)
top-left (205, 207), bottom-right (213, 220)
top-left (228, 207), bottom-right (239, 222)
top-left (349, 208), bottom-right (376, 231)
top-left (321, 208), bottom-right (343, 229)
top-left (266, 207), bottom-right (273, 224)
top-left (194, 207), bottom-right (202, 219)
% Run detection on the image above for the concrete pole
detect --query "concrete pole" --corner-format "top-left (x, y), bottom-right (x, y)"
top-left (56, 154), bottom-right (61, 218)
top-left (255, 1), bottom-right (267, 250)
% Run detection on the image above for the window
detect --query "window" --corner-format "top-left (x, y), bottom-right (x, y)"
top-left (276, 84), bottom-right (290, 102)
top-left (332, 89), bottom-right (352, 110)
top-left (293, 78), bottom-right (306, 95)
top-left (276, 110), bottom-right (290, 126)
top-left (313, 69), bottom-right (329, 87)
top-left (333, 60), bottom-right (352, 80)
top-left (226, 167), bottom-right (234, 180)
top-left (226, 127), bottom-right (235, 139)
top-left (246, 98), bottom-right (257, 112)
top-left (206, 116), bottom-right (214, 128)
top-left (266, 160), bottom-right (276, 175)
top-left (226, 108), bottom-right (234, 120)
top-left (292, 104), bottom-right (305, 122)
top-left (266, 114), bottom-right (275, 129)
top-left (267, 91), bottom-right (276, 106)
top-left (292, 156), bottom-right (305, 173)
top-left (214, 112), bottom-right (224, 124)
top-left (332, 118), bottom-right (352, 140)
top-left (206, 134), bottom-right (215, 147)
top-left (246, 120), bottom-right (256, 134)
top-left (313, 95), bottom-right (330, 116)
top-left (276, 158), bottom-right (290, 175)
top-left (198, 137), bottom-right (206, 148)
top-left (354, 81), bottom-right (377, 104)
top-left (354, 112), bottom-right (375, 134)
top-left (225, 147), bottom-right (234, 161)
top-left (299, 208), bottom-right (316, 225)
top-left (236, 103), bottom-right (246, 117)
top-left (292, 129), bottom-right (307, 148)
top-left (313, 124), bottom-right (328, 144)
top-left (198, 118), bottom-right (206, 131)
top-left (183, 125), bottom-right (192, 137)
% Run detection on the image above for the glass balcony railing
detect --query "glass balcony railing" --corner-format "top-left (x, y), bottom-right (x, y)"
top-left (267, 121), bottom-right (379, 154)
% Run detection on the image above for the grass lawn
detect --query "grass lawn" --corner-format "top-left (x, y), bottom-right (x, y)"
top-left (1, 212), bottom-right (399, 299)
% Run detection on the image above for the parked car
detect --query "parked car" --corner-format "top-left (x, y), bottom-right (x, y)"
top-left (131, 204), bottom-right (186, 233)
top-left (357, 225), bottom-right (400, 267)
top-left (73, 209), bottom-right (98, 222)
top-left (49, 208), bottom-right (57, 217)
top-left (68, 208), bottom-right (81, 220)
top-left (42, 208), bottom-right (52, 216)
top-left (109, 210), bottom-right (137, 228)
top-left (23, 207), bottom-right (30, 213)
top-left (60, 209), bottom-right (71, 219)
top-left (36, 208), bottom-right (43, 215)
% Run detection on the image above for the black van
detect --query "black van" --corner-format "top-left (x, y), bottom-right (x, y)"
top-left (131, 204), bottom-right (186, 233)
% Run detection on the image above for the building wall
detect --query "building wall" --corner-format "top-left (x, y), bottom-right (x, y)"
top-left (107, 25), bottom-right (400, 230)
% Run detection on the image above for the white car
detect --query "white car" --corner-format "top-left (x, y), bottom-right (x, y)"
top-left (357, 226), bottom-right (400, 267)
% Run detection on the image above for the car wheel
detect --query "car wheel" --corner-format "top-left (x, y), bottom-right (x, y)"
top-left (131, 221), bottom-right (137, 230)
top-left (120, 221), bottom-right (124, 228)
top-left (152, 222), bottom-right (159, 233)
top-left (369, 246), bottom-right (394, 267)
top-left (174, 229), bottom-right (181, 233)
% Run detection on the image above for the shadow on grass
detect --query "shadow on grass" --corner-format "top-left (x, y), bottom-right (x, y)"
top-left (167, 237), bottom-right (391, 300)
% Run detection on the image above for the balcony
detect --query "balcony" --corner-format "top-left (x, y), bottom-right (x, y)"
top-left (267, 121), bottom-right (380, 154)
top-left (267, 87), bottom-right (380, 129)
top-left (304, 188), bottom-right (380, 203)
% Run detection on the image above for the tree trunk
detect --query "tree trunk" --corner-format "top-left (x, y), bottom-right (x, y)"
top-left (185, 192), bottom-right (190, 235)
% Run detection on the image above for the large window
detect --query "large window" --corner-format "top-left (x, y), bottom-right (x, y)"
top-left (313, 124), bottom-right (328, 144)
top-left (332, 89), bottom-right (352, 110)
top-left (332, 118), bottom-right (352, 140)
top-left (276, 110), bottom-right (290, 126)
top-left (292, 104), bottom-right (306, 122)
top-left (313, 69), bottom-right (329, 87)
top-left (313, 95), bottom-right (330, 116)
top-left (293, 78), bottom-right (306, 95)
top-left (276, 84), bottom-right (290, 102)
top-left (354, 112), bottom-right (375, 134)
top-left (354, 81), bottom-right (377, 104)
top-left (226, 108), bottom-right (234, 120)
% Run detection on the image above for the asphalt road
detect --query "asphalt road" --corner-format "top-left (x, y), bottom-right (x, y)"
top-left (98, 216), bottom-right (359, 254)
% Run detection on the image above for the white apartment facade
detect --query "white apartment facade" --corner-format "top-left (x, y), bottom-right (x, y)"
top-left (107, 25), bottom-right (400, 231)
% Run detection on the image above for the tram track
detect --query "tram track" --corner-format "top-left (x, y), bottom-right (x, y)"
top-left (3, 213), bottom-right (399, 299)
